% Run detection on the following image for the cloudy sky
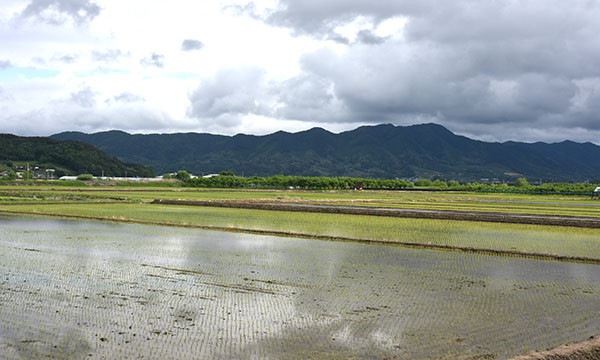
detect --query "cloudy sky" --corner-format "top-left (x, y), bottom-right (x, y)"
top-left (1, 0), bottom-right (600, 143)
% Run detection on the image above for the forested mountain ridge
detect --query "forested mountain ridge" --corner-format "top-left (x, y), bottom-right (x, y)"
top-left (51, 123), bottom-right (600, 181)
top-left (0, 134), bottom-right (154, 177)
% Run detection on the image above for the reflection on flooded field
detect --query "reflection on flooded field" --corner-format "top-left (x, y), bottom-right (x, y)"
top-left (1, 215), bottom-right (599, 359)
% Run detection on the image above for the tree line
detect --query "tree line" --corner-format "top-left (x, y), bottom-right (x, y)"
top-left (180, 173), bottom-right (599, 194)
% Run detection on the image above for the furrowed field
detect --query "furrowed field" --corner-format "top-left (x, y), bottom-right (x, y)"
top-left (1, 185), bottom-right (599, 359)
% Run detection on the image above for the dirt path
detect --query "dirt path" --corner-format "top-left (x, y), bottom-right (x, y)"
top-left (510, 335), bottom-right (600, 360)
top-left (151, 199), bottom-right (600, 229)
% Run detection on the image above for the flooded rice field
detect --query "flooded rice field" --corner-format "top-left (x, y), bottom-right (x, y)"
top-left (1, 215), bottom-right (599, 359)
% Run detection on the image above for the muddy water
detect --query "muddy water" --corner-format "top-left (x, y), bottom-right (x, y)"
top-left (0, 215), bottom-right (599, 359)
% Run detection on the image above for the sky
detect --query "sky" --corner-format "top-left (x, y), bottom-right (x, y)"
top-left (1, 0), bottom-right (600, 144)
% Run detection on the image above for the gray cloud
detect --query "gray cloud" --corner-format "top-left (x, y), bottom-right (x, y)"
top-left (21, 0), bottom-right (101, 25)
top-left (187, 67), bottom-right (345, 128)
top-left (92, 49), bottom-right (124, 62)
top-left (113, 92), bottom-right (144, 103)
top-left (355, 30), bottom-right (386, 45)
top-left (274, 73), bottom-right (345, 122)
top-left (140, 53), bottom-right (165, 68)
top-left (0, 60), bottom-right (12, 69)
top-left (188, 67), bottom-right (270, 126)
top-left (225, 0), bottom-right (600, 143)
top-left (262, 0), bottom-right (419, 37)
top-left (70, 87), bottom-right (95, 108)
top-left (56, 54), bottom-right (77, 63)
top-left (181, 39), bottom-right (204, 51)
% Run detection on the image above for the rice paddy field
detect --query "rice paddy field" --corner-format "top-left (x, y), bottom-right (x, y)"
top-left (1, 215), bottom-right (599, 359)
top-left (2, 186), bottom-right (600, 218)
top-left (1, 185), bottom-right (600, 358)
top-left (2, 202), bottom-right (600, 261)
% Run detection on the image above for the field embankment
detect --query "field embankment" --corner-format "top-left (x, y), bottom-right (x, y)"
top-left (510, 335), bottom-right (600, 360)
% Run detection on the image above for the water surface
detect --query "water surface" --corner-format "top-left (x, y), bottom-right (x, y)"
top-left (0, 215), bottom-right (599, 359)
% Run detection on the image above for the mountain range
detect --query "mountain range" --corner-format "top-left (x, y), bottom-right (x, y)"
top-left (51, 123), bottom-right (600, 182)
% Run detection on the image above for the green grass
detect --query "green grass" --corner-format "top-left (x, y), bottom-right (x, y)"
top-left (3, 202), bottom-right (600, 260)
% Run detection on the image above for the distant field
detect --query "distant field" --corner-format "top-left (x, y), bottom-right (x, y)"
top-left (2, 186), bottom-right (600, 262)
top-left (2, 186), bottom-right (600, 218)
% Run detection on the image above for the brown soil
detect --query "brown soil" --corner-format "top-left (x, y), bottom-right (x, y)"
top-left (151, 199), bottom-right (600, 229)
top-left (510, 335), bottom-right (600, 360)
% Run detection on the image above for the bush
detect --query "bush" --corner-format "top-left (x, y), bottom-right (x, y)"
top-left (447, 180), bottom-right (460, 188)
top-left (432, 179), bottom-right (447, 188)
top-left (2, 169), bottom-right (16, 180)
top-left (414, 179), bottom-right (433, 187)
top-left (514, 178), bottom-right (529, 187)
top-left (76, 174), bottom-right (94, 181)
top-left (175, 170), bottom-right (190, 181)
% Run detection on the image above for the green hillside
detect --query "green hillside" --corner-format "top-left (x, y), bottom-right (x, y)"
top-left (0, 134), bottom-right (154, 178)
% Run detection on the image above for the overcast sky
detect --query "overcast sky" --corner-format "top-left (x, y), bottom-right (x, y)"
top-left (1, 0), bottom-right (600, 143)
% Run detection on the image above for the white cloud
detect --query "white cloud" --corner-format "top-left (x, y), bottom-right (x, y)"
top-left (70, 86), bottom-right (95, 107)
top-left (20, 0), bottom-right (101, 25)
top-left (1, 0), bottom-right (600, 144)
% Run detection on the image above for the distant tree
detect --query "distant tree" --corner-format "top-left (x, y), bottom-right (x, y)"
top-left (175, 170), bottom-right (190, 181)
top-left (162, 173), bottom-right (173, 179)
top-left (447, 180), bottom-right (460, 188)
top-left (514, 178), bottom-right (529, 187)
top-left (22, 170), bottom-right (33, 180)
top-left (432, 179), bottom-right (447, 188)
top-left (219, 171), bottom-right (235, 176)
top-left (414, 179), bottom-right (433, 187)
top-left (76, 174), bottom-right (94, 181)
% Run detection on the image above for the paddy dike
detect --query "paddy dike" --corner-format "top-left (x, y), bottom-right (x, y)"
top-left (510, 335), bottom-right (600, 360)
top-left (151, 199), bottom-right (600, 229)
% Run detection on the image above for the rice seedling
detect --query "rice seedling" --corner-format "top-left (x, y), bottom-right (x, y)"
top-left (1, 215), bottom-right (598, 359)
